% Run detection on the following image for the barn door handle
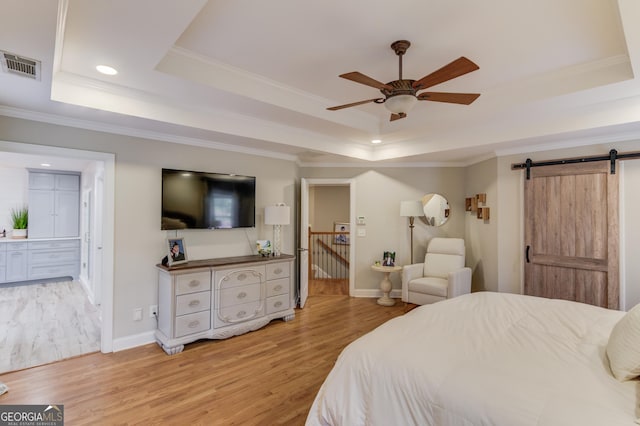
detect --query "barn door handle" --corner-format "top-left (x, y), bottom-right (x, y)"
top-left (526, 245), bottom-right (530, 263)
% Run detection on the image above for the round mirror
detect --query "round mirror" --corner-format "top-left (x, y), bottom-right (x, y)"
top-left (421, 193), bottom-right (450, 226)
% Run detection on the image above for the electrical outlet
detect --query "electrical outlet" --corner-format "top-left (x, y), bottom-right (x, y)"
top-left (149, 305), bottom-right (158, 318)
top-left (133, 308), bottom-right (143, 321)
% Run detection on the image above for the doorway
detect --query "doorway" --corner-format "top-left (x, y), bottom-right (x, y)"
top-left (299, 178), bottom-right (355, 307)
top-left (0, 141), bottom-right (115, 364)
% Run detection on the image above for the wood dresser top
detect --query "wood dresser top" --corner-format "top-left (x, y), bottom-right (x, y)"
top-left (156, 253), bottom-right (295, 272)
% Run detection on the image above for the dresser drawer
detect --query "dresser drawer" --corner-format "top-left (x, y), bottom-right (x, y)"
top-left (175, 310), bottom-right (210, 337)
top-left (266, 262), bottom-right (289, 280)
top-left (215, 267), bottom-right (264, 289)
top-left (175, 271), bottom-right (211, 295)
top-left (219, 283), bottom-right (261, 308)
top-left (266, 278), bottom-right (289, 297)
top-left (28, 239), bottom-right (80, 250)
top-left (176, 290), bottom-right (211, 316)
top-left (29, 248), bottom-right (80, 265)
top-left (214, 300), bottom-right (264, 328)
top-left (266, 294), bottom-right (290, 314)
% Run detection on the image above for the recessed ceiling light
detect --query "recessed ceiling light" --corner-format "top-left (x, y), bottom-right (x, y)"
top-left (40, 163), bottom-right (51, 167)
top-left (371, 139), bottom-right (382, 144)
top-left (96, 65), bottom-right (118, 75)
top-left (181, 173), bottom-right (192, 177)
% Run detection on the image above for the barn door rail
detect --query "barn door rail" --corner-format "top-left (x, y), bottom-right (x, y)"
top-left (511, 149), bottom-right (640, 179)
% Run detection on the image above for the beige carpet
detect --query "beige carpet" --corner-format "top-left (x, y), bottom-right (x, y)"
top-left (0, 280), bottom-right (101, 373)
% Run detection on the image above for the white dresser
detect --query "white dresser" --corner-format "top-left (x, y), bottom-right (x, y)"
top-left (156, 254), bottom-right (295, 355)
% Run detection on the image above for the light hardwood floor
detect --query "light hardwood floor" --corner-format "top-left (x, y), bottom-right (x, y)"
top-left (0, 295), bottom-right (405, 425)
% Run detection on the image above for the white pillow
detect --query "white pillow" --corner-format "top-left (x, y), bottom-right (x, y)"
top-left (607, 303), bottom-right (640, 381)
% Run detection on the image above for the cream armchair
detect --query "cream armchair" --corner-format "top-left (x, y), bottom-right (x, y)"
top-left (402, 237), bottom-right (471, 305)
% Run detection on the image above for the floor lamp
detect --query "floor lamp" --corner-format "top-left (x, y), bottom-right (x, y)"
top-left (400, 200), bottom-right (424, 264)
top-left (264, 204), bottom-right (290, 256)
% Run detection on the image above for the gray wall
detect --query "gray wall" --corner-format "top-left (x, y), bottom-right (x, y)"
top-left (299, 167), bottom-right (467, 294)
top-left (2, 112), bottom-right (639, 352)
top-left (0, 116), bottom-right (297, 342)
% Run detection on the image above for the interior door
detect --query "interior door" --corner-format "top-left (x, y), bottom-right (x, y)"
top-left (299, 178), bottom-right (310, 308)
top-left (524, 161), bottom-right (619, 308)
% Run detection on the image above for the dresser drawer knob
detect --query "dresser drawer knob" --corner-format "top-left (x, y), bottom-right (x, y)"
top-left (237, 273), bottom-right (247, 281)
top-left (274, 301), bottom-right (283, 308)
top-left (274, 285), bottom-right (282, 292)
top-left (188, 320), bottom-right (200, 328)
top-left (274, 268), bottom-right (283, 275)
top-left (237, 291), bottom-right (247, 299)
top-left (237, 310), bottom-right (247, 318)
top-left (188, 300), bottom-right (200, 307)
top-left (189, 280), bottom-right (200, 287)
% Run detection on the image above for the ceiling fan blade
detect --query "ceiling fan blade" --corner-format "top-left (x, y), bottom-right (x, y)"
top-left (339, 72), bottom-right (394, 90)
top-left (412, 57), bottom-right (479, 90)
top-left (418, 92), bottom-right (480, 105)
top-left (390, 113), bottom-right (407, 121)
top-left (327, 98), bottom-right (383, 111)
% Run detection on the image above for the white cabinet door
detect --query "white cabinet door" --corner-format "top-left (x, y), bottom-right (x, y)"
top-left (28, 173), bottom-right (55, 190)
top-left (28, 190), bottom-right (55, 239)
top-left (56, 174), bottom-right (80, 191)
top-left (28, 172), bottom-right (80, 238)
top-left (55, 190), bottom-right (80, 237)
top-left (6, 250), bottom-right (27, 282)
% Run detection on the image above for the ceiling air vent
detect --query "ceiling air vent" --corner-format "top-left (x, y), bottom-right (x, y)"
top-left (1, 51), bottom-right (41, 81)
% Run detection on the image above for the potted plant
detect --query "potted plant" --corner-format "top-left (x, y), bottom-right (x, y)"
top-left (10, 206), bottom-right (28, 239)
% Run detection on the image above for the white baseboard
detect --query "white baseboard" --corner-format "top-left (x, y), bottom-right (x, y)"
top-left (351, 289), bottom-right (402, 299)
top-left (112, 330), bottom-right (156, 352)
top-left (112, 288), bottom-right (401, 352)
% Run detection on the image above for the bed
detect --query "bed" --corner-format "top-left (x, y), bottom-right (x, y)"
top-left (306, 292), bottom-right (640, 425)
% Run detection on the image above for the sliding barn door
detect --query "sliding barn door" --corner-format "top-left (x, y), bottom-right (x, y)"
top-left (524, 162), bottom-right (619, 309)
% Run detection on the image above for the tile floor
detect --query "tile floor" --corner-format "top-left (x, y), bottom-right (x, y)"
top-left (0, 280), bottom-right (101, 373)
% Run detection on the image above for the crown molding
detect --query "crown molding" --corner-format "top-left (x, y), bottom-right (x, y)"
top-left (0, 105), bottom-right (299, 162)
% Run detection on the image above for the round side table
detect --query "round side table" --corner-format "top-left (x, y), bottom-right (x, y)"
top-left (371, 264), bottom-right (403, 306)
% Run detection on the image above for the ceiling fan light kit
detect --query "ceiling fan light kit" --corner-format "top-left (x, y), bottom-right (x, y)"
top-left (328, 40), bottom-right (480, 121)
top-left (384, 94), bottom-right (417, 114)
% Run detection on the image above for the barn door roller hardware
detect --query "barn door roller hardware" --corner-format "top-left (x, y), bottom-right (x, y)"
top-left (511, 149), bottom-right (640, 179)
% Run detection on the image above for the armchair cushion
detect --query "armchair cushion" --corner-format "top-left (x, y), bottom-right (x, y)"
top-left (408, 277), bottom-right (448, 298)
top-left (423, 238), bottom-right (465, 278)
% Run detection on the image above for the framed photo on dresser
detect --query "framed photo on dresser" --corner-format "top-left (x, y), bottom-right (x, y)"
top-left (167, 238), bottom-right (188, 265)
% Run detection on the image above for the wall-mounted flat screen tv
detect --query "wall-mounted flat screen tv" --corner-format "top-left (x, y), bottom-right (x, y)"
top-left (161, 168), bottom-right (256, 230)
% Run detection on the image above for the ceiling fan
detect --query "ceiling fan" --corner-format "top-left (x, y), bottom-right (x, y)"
top-left (327, 40), bottom-right (480, 121)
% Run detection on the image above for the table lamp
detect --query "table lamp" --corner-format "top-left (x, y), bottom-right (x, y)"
top-left (400, 200), bottom-right (424, 264)
top-left (264, 203), bottom-right (290, 256)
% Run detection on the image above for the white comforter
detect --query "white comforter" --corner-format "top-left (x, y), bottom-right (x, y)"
top-left (306, 292), bottom-right (637, 426)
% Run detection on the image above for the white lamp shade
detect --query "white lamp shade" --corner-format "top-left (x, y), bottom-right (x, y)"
top-left (384, 94), bottom-right (418, 114)
top-left (264, 204), bottom-right (290, 225)
top-left (400, 200), bottom-right (424, 217)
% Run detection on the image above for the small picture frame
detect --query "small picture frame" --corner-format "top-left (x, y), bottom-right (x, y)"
top-left (333, 222), bottom-right (350, 245)
top-left (167, 237), bottom-right (188, 265)
top-left (382, 251), bottom-right (396, 266)
top-left (256, 240), bottom-right (272, 257)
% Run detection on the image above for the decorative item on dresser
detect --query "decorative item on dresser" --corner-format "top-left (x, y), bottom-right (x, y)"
top-left (155, 254), bottom-right (295, 355)
top-left (264, 204), bottom-right (290, 256)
